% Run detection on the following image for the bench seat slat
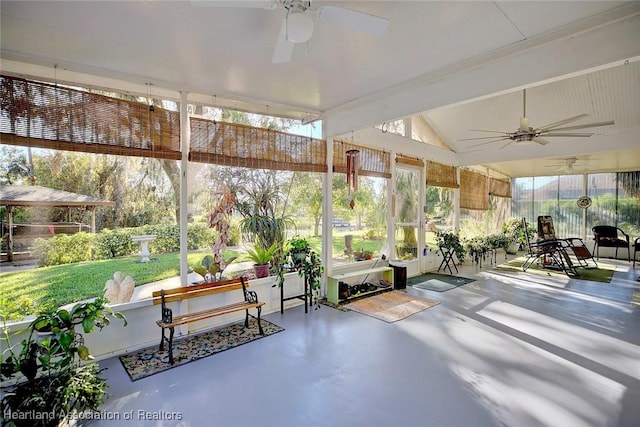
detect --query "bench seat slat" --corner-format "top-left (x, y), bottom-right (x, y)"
top-left (156, 301), bottom-right (264, 328)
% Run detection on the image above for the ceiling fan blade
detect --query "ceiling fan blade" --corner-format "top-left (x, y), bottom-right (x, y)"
top-left (272, 17), bottom-right (294, 63)
top-left (500, 140), bottom-right (514, 149)
top-left (468, 137), bottom-right (510, 148)
top-left (543, 132), bottom-right (594, 137)
top-left (455, 135), bottom-right (509, 142)
top-left (468, 129), bottom-right (510, 134)
top-left (543, 120), bottom-right (614, 132)
top-left (535, 114), bottom-right (589, 131)
top-left (532, 138), bottom-right (551, 145)
top-left (192, 0), bottom-right (277, 8)
top-left (315, 5), bottom-right (389, 35)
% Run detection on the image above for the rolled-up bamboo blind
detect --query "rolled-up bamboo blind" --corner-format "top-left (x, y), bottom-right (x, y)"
top-left (460, 169), bottom-right (488, 210)
top-left (333, 140), bottom-right (391, 178)
top-left (189, 117), bottom-right (327, 172)
top-left (396, 154), bottom-right (424, 168)
top-left (0, 75), bottom-right (181, 159)
top-left (489, 177), bottom-right (512, 198)
top-left (426, 161), bottom-right (458, 188)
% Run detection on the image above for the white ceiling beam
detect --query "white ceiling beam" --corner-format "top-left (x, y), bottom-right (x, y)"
top-left (1, 59), bottom-right (321, 121)
top-left (323, 6), bottom-right (640, 137)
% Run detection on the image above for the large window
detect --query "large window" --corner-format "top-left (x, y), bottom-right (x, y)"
top-left (331, 174), bottom-right (387, 265)
top-left (587, 172), bottom-right (640, 237)
top-left (512, 172), bottom-right (640, 240)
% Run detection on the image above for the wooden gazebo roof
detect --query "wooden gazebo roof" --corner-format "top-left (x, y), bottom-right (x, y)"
top-left (0, 185), bottom-right (115, 208)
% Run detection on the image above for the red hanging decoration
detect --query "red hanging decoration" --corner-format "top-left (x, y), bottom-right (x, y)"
top-left (346, 149), bottom-right (359, 209)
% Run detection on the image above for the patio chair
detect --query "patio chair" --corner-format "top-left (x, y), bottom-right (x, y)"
top-left (537, 215), bottom-right (597, 269)
top-left (592, 225), bottom-right (630, 262)
top-left (521, 217), bottom-right (577, 276)
top-left (633, 237), bottom-right (639, 268)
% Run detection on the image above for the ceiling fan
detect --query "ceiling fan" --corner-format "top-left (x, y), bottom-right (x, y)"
top-left (458, 89), bottom-right (614, 150)
top-left (544, 157), bottom-right (596, 173)
top-left (194, 0), bottom-right (389, 63)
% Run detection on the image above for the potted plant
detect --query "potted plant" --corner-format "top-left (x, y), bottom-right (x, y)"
top-left (275, 245), bottom-right (324, 310)
top-left (435, 230), bottom-right (466, 264)
top-left (486, 233), bottom-right (510, 252)
top-left (465, 236), bottom-right (489, 265)
top-left (502, 217), bottom-right (535, 254)
top-left (1, 293), bottom-right (127, 427)
top-left (287, 236), bottom-right (311, 266)
top-left (246, 243), bottom-right (278, 279)
top-left (192, 254), bottom-right (239, 282)
top-left (300, 249), bottom-right (324, 310)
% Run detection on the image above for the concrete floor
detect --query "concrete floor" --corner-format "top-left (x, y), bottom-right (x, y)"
top-left (90, 258), bottom-right (640, 427)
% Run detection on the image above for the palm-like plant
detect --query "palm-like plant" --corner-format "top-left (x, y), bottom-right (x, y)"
top-left (246, 243), bottom-right (278, 266)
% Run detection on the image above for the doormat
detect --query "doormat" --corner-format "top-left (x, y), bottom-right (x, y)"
top-left (497, 257), bottom-right (616, 283)
top-left (119, 318), bottom-right (283, 381)
top-left (407, 273), bottom-right (475, 292)
top-left (345, 290), bottom-right (439, 323)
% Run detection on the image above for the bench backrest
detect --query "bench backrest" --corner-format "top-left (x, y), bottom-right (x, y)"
top-left (152, 277), bottom-right (248, 305)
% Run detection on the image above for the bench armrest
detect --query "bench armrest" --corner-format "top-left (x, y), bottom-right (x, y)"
top-left (245, 289), bottom-right (259, 304)
top-left (161, 290), bottom-right (173, 324)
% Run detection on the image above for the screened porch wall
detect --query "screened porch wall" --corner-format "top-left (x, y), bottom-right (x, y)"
top-left (512, 173), bottom-right (640, 250)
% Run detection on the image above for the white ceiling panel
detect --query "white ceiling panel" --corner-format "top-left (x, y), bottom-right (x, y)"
top-left (1, 0), bottom-right (639, 177)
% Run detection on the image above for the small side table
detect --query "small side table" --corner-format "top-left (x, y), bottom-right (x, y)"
top-left (131, 235), bottom-right (157, 263)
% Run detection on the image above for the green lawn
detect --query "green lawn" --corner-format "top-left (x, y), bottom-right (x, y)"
top-left (0, 250), bottom-right (238, 321)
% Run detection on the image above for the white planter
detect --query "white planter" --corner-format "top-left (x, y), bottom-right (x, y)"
top-left (506, 242), bottom-right (520, 255)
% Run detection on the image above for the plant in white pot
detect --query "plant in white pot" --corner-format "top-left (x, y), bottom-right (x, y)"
top-left (502, 217), bottom-right (535, 254)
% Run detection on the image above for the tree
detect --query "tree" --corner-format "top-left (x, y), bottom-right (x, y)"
top-left (396, 168), bottom-right (419, 256)
top-left (290, 172), bottom-right (323, 236)
top-left (0, 146), bottom-right (30, 185)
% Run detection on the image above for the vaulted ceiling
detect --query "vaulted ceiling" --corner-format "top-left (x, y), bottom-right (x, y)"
top-left (1, 1), bottom-right (639, 177)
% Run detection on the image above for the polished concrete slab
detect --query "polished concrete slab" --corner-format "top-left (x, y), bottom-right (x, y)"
top-left (90, 258), bottom-right (640, 427)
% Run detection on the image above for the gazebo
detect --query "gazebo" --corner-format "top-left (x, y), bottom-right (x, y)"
top-left (0, 185), bottom-right (115, 261)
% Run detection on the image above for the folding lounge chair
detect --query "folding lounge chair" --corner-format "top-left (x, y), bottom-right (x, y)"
top-left (521, 216), bottom-right (577, 277)
top-left (564, 237), bottom-right (598, 269)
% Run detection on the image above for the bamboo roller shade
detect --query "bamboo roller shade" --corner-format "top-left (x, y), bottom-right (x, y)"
top-left (396, 154), bottom-right (424, 168)
top-left (0, 75), bottom-right (181, 160)
top-left (460, 169), bottom-right (488, 210)
top-left (189, 117), bottom-right (327, 172)
top-left (333, 139), bottom-right (391, 178)
top-left (489, 177), bottom-right (512, 198)
top-left (426, 161), bottom-right (458, 188)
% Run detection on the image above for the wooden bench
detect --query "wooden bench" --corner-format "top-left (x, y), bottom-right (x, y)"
top-left (152, 277), bottom-right (265, 364)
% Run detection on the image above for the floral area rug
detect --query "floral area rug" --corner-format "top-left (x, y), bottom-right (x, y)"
top-left (119, 318), bottom-right (283, 381)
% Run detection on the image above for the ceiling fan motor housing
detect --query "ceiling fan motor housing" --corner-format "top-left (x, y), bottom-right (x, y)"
top-left (282, 0), bottom-right (311, 13)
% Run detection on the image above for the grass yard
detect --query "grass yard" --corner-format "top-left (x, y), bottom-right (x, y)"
top-left (0, 250), bottom-right (238, 321)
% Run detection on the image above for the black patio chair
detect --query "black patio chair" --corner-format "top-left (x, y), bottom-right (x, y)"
top-left (633, 237), bottom-right (639, 268)
top-left (592, 225), bottom-right (630, 262)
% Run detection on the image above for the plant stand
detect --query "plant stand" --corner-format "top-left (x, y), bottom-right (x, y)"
top-left (280, 273), bottom-right (310, 314)
top-left (437, 245), bottom-right (458, 274)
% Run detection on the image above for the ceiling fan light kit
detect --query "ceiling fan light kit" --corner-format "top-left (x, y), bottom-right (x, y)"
top-left (265, 0), bottom-right (390, 63)
top-left (286, 12), bottom-right (313, 43)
